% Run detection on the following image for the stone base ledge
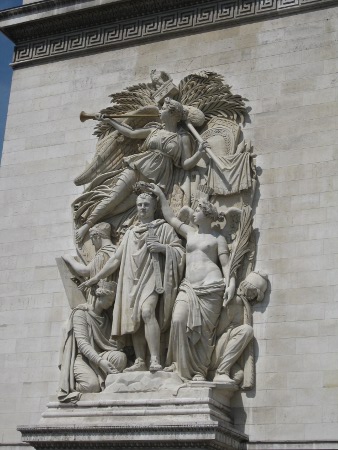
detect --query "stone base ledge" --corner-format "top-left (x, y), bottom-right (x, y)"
top-left (248, 442), bottom-right (338, 450)
top-left (18, 375), bottom-right (246, 450)
top-left (18, 423), bottom-right (247, 450)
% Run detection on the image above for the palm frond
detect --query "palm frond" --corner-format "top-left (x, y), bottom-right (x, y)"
top-left (94, 83), bottom-right (156, 138)
top-left (228, 205), bottom-right (253, 280)
top-left (177, 71), bottom-right (248, 124)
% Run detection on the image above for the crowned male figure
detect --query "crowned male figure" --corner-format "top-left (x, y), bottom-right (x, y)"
top-left (80, 187), bottom-right (185, 372)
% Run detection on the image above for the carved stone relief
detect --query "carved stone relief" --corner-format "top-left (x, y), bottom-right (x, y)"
top-left (57, 70), bottom-right (268, 402)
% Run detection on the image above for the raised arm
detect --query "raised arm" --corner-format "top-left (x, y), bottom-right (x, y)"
top-left (102, 117), bottom-right (152, 140)
top-left (148, 184), bottom-right (191, 239)
top-left (181, 136), bottom-right (208, 170)
top-left (78, 244), bottom-right (124, 290)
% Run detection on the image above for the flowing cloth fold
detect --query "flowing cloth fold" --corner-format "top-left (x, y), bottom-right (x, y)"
top-left (85, 244), bottom-right (116, 304)
top-left (112, 220), bottom-right (185, 337)
top-left (73, 129), bottom-right (192, 232)
top-left (58, 304), bottom-right (119, 402)
top-left (207, 152), bottom-right (252, 195)
top-left (211, 294), bottom-right (254, 388)
top-left (89, 244), bottom-right (116, 280)
top-left (166, 279), bottom-right (224, 380)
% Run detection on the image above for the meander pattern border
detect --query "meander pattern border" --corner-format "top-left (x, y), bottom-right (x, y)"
top-left (8, 0), bottom-right (337, 66)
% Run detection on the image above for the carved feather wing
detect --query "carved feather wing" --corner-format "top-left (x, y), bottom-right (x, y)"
top-left (94, 83), bottom-right (156, 139)
top-left (178, 205), bottom-right (194, 225)
top-left (75, 81), bottom-right (158, 186)
top-left (222, 207), bottom-right (242, 240)
top-left (176, 71), bottom-right (248, 124)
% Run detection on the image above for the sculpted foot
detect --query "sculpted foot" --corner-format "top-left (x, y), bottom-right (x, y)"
top-left (149, 357), bottom-right (162, 373)
top-left (123, 358), bottom-right (147, 372)
top-left (192, 373), bottom-right (206, 382)
top-left (232, 369), bottom-right (244, 385)
top-left (163, 363), bottom-right (175, 373)
top-left (76, 224), bottom-right (89, 243)
top-left (213, 373), bottom-right (237, 384)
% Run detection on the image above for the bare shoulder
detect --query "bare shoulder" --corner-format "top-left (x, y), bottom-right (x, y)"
top-left (181, 133), bottom-right (190, 140)
top-left (216, 231), bottom-right (227, 241)
top-left (216, 232), bottom-right (228, 246)
top-left (180, 133), bottom-right (191, 145)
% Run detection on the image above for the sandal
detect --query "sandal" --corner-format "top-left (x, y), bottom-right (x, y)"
top-left (192, 373), bottom-right (206, 382)
top-left (149, 357), bottom-right (162, 373)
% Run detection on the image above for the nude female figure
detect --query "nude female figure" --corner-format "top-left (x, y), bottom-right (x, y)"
top-left (148, 184), bottom-right (236, 381)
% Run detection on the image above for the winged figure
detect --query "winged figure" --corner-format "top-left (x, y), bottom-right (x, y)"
top-left (73, 71), bottom-right (253, 262)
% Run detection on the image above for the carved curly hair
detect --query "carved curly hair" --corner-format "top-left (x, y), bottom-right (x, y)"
top-left (198, 200), bottom-right (225, 222)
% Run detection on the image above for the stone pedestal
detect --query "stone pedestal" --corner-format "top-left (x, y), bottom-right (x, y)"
top-left (18, 373), bottom-right (247, 450)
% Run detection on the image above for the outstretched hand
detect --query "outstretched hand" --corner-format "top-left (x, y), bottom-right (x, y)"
top-left (78, 277), bottom-right (98, 292)
top-left (62, 254), bottom-right (73, 264)
top-left (101, 116), bottom-right (117, 127)
top-left (147, 183), bottom-right (163, 197)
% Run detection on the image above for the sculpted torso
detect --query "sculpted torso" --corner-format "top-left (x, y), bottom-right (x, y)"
top-left (185, 232), bottom-right (223, 286)
top-left (147, 129), bottom-right (178, 153)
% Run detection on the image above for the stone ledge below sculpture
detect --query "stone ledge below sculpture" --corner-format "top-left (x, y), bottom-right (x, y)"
top-left (19, 374), bottom-right (246, 450)
top-left (18, 69), bottom-right (267, 450)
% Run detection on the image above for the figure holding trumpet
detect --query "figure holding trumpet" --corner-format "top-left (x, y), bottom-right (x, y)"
top-left (76, 97), bottom-right (209, 243)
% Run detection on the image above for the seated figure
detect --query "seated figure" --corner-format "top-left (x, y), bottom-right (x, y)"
top-left (210, 271), bottom-right (268, 386)
top-left (58, 281), bottom-right (127, 402)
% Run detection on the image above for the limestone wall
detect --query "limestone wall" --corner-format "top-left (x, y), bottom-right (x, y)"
top-left (0, 4), bottom-right (338, 448)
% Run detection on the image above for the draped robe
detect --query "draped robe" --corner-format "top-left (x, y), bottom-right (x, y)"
top-left (112, 219), bottom-right (185, 337)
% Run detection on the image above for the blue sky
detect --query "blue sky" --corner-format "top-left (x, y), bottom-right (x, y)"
top-left (0, 0), bottom-right (22, 160)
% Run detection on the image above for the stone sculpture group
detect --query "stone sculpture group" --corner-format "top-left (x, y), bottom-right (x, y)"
top-left (58, 70), bottom-right (268, 402)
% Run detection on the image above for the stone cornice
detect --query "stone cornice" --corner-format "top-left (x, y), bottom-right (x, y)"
top-left (18, 423), bottom-right (248, 450)
top-left (0, 0), bottom-right (336, 68)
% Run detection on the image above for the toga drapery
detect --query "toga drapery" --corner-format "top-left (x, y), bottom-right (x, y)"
top-left (112, 219), bottom-right (185, 337)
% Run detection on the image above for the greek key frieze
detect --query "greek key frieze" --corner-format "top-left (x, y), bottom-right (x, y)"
top-left (10, 0), bottom-right (334, 66)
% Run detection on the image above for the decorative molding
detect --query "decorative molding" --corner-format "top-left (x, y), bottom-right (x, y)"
top-left (248, 441), bottom-right (338, 450)
top-left (0, 0), bottom-right (335, 67)
top-left (18, 423), bottom-right (248, 450)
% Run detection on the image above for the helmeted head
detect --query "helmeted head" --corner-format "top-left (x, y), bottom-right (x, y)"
top-left (89, 222), bottom-right (112, 250)
top-left (161, 97), bottom-right (185, 123)
top-left (239, 271), bottom-right (268, 302)
top-left (89, 222), bottom-right (111, 239)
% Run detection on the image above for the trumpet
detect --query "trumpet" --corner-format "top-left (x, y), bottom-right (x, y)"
top-left (79, 111), bottom-right (160, 122)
